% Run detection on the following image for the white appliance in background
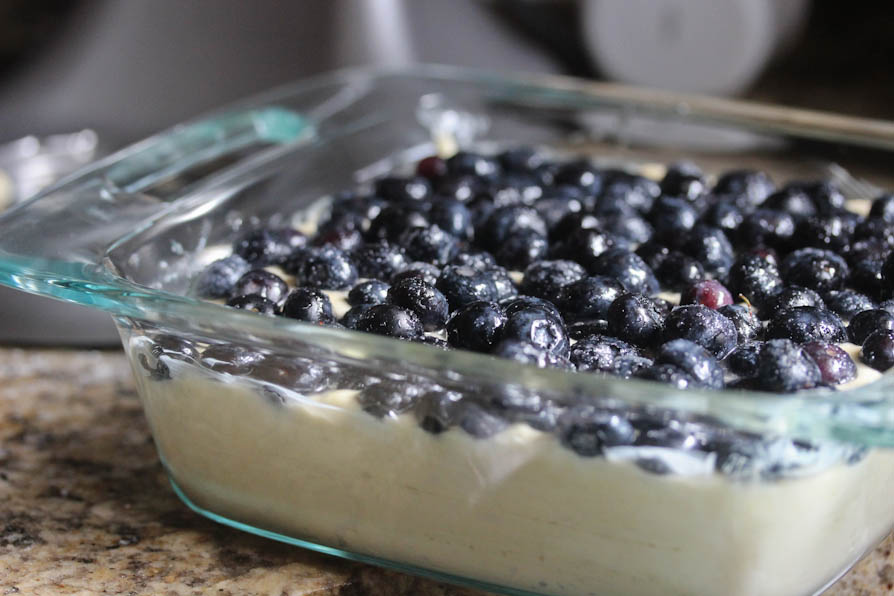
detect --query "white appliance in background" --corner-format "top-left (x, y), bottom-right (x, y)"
top-left (581, 0), bottom-right (808, 95)
top-left (0, 0), bottom-right (808, 344)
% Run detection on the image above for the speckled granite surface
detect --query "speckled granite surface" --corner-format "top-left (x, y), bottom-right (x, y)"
top-left (0, 347), bottom-right (891, 596)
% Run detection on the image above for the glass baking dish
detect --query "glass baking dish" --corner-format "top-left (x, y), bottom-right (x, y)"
top-left (2, 65), bottom-right (894, 596)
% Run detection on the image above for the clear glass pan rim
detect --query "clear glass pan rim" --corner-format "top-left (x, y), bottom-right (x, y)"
top-left (3, 63), bottom-right (894, 446)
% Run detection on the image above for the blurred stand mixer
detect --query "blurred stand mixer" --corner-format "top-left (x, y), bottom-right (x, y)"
top-left (0, 0), bottom-right (807, 344)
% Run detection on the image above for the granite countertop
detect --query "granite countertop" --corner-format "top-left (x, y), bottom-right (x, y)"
top-left (0, 348), bottom-right (892, 595)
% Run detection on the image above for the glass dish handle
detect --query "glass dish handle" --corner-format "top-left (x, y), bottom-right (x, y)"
top-left (0, 106), bottom-right (310, 304)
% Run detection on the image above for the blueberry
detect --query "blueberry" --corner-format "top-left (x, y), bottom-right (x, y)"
top-left (416, 155), bottom-right (448, 180)
top-left (533, 193), bottom-right (583, 232)
top-left (854, 219), bottom-right (894, 247)
top-left (883, 251), bottom-right (894, 292)
top-left (501, 295), bottom-right (563, 320)
top-left (494, 230), bottom-right (549, 269)
top-left (352, 241), bottom-right (409, 280)
top-left (451, 250), bottom-right (498, 270)
top-left (600, 212), bottom-right (653, 244)
top-left (552, 159), bottom-right (602, 193)
top-left (313, 217), bottom-right (365, 252)
top-left (802, 341), bottom-right (856, 385)
top-left (250, 355), bottom-right (329, 394)
top-left (281, 288), bottom-right (335, 324)
top-left (793, 214), bottom-right (856, 253)
top-left (656, 339), bottom-right (725, 389)
top-left (880, 299), bottom-right (894, 316)
top-left (635, 424), bottom-right (707, 450)
top-left (635, 240), bottom-right (671, 271)
top-left (701, 199), bottom-right (745, 236)
top-left (366, 205), bottom-right (428, 242)
top-left (663, 305), bottom-right (738, 358)
top-left (225, 293), bottom-right (279, 315)
top-left (557, 275), bottom-right (625, 321)
top-left (724, 341), bottom-right (763, 377)
top-left (387, 277), bottom-right (449, 331)
top-left (780, 248), bottom-right (849, 293)
top-left (391, 261), bottom-right (441, 287)
top-left (823, 290), bottom-right (877, 321)
top-left (354, 304), bottom-right (424, 339)
top-left (680, 280), bottom-right (734, 310)
top-left (329, 194), bottom-right (386, 225)
top-left (357, 380), bottom-right (423, 418)
top-left (201, 344), bottom-right (264, 375)
top-left (843, 237), bottom-right (890, 265)
top-left (850, 251), bottom-right (888, 300)
top-left (763, 286), bottom-right (826, 317)
top-left (736, 209), bottom-right (795, 249)
top-left (550, 211), bottom-right (601, 241)
top-left (636, 364), bottom-right (697, 390)
top-left (488, 266), bottom-right (520, 301)
top-left (501, 306), bottom-right (569, 356)
top-left (287, 245), bottom-right (357, 290)
top-left (591, 189), bottom-right (637, 218)
top-left (649, 196), bottom-right (698, 243)
top-left (436, 265), bottom-right (499, 310)
top-left (399, 225), bottom-right (459, 266)
top-left (549, 228), bottom-right (619, 269)
top-left (762, 187), bottom-right (816, 219)
top-left (681, 225), bottom-right (735, 277)
top-left (793, 180), bottom-right (846, 214)
top-left (340, 305), bottom-right (372, 329)
top-left (428, 199), bottom-right (474, 240)
top-left (661, 163), bottom-right (706, 201)
top-left (196, 255), bottom-right (251, 298)
top-left (446, 301), bottom-right (507, 352)
top-left (766, 306), bottom-right (847, 344)
top-left (607, 293), bottom-right (665, 347)
top-left (151, 335), bottom-right (200, 363)
top-left (374, 175), bottom-right (432, 202)
top-left (650, 296), bottom-right (674, 318)
top-left (600, 170), bottom-right (660, 212)
top-left (481, 206), bottom-right (548, 252)
top-left (717, 304), bottom-right (761, 342)
top-left (726, 253), bottom-right (784, 308)
top-left (589, 249), bottom-right (659, 295)
top-left (436, 174), bottom-right (486, 202)
top-left (611, 355), bottom-right (655, 378)
top-left (230, 269), bottom-right (289, 304)
top-left (233, 227), bottom-right (306, 266)
top-left (754, 339), bottom-right (822, 392)
top-left (712, 169), bottom-right (775, 208)
top-left (519, 260), bottom-right (586, 302)
top-left (481, 175), bottom-right (541, 207)
top-left (348, 280), bottom-right (390, 307)
top-left (558, 406), bottom-right (636, 456)
top-left (569, 335), bottom-right (640, 373)
top-left (848, 309), bottom-right (894, 345)
top-left (459, 403), bottom-right (509, 438)
top-left (655, 252), bottom-right (705, 291)
top-left (499, 147), bottom-right (545, 172)
top-left (446, 151), bottom-right (501, 179)
top-left (860, 330), bottom-right (894, 371)
top-left (492, 340), bottom-right (570, 368)
top-left (420, 335), bottom-right (449, 349)
top-left (869, 193), bottom-right (894, 222)
top-left (414, 390), bottom-right (464, 434)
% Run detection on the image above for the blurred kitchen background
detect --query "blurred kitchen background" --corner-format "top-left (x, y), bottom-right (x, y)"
top-left (0, 0), bottom-right (891, 344)
top-left (0, 0), bottom-right (892, 146)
